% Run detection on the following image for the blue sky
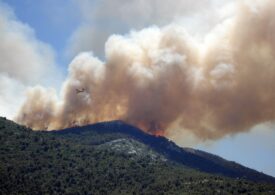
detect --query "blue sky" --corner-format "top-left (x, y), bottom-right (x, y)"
top-left (1, 0), bottom-right (275, 177)
top-left (3, 0), bottom-right (80, 67)
top-left (197, 125), bottom-right (275, 177)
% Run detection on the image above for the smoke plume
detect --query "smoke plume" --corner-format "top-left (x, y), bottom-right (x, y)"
top-left (16, 0), bottom-right (275, 141)
top-left (0, 2), bottom-right (59, 119)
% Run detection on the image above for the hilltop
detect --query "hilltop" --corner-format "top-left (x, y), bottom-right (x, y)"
top-left (1, 117), bottom-right (275, 194)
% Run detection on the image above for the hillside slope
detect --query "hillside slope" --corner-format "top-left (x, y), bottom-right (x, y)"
top-left (1, 117), bottom-right (275, 194)
top-left (53, 120), bottom-right (275, 184)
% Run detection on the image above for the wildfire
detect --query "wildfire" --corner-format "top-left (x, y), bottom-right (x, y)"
top-left (134, 121), bottom-right (166, 137)
top-left (154, 130), bottom-right (165, 137)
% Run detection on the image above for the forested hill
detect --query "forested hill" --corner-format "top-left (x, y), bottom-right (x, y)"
top-left (53, 120), bottom-right (275, 184)
top-left (1, 117), bottom-right (275, 194)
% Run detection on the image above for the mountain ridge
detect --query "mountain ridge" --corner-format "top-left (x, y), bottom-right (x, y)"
top-left (50, 120), bottom-right (275, 184)
top-left (1, 117), bottom-right (275, 194)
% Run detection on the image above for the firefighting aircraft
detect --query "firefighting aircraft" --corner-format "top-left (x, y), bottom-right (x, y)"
top-left (76, 88), bottom-right (85, 94)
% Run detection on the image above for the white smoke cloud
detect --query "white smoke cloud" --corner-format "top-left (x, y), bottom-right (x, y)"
top-left (67, 0), bottom-right (236, 58)
top-left (17, 0), bottom-right (275, 142)
top-left (0, 2), bottom-right (61, 119)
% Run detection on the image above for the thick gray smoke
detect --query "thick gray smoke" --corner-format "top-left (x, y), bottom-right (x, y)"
top-left (16, 0), bottom-right (275, 141)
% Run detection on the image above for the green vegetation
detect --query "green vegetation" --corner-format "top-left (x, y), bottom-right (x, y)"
top-left (1, 117), bottom-right (275, 194)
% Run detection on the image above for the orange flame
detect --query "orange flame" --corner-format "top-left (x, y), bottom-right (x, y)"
top-left (154, 130), bottom-right (165, 137)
